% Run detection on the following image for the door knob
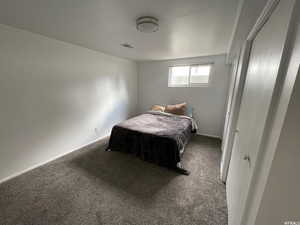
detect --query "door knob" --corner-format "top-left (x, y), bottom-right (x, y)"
top-left (243, 155), bottom-right (251, 167)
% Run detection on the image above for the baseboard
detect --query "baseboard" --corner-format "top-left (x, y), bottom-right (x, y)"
top-left (196, 132), bottom-right (222, 140)
top-left (0, 135), bottom-right (110, 185)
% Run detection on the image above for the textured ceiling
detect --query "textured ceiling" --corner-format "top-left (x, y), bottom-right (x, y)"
top-left (0, 0), bottom-right (239, 61)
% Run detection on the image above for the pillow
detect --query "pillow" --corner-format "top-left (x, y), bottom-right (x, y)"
top-left (186, 105), bottom-right (193, 118)
top-left (151, 105), bottom-right (165, 112)
top-left (165, 103), bottom-right (187, 115)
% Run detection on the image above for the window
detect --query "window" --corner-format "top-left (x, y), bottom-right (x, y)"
top-left (168, 64), bottom-right (212, 87)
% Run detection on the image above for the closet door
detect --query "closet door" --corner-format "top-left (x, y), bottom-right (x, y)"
top-left (220, 44), bottom-right (250, 182)
top-left (226, 1), bottom-right (295, 224)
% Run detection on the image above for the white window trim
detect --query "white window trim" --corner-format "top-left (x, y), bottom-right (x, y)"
top-left (168, 63), bottom-right (213, 87)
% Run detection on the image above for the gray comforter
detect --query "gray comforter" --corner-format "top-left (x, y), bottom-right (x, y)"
top-left (107, 111), bottom-right (196, 169)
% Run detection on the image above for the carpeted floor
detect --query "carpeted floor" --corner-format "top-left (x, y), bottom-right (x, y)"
top-left (0, 135), bottom-right (227, 225)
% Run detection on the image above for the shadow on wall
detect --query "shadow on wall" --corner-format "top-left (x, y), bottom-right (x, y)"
top-left (94, 74), bottom-right (130, 135)
top-left (17, 73), bottom-right (130, 151)
top-left (0, 65), bottom-right (133, 180)
top-left (0, 24), bottom-right (138, 181)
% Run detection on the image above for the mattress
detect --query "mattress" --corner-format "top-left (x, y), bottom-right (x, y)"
top-left (107, 111), bottom-right (197, 169)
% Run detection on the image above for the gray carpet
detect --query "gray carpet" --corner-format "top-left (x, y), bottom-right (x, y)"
top-left (0, 135), bottom-right (227, 225)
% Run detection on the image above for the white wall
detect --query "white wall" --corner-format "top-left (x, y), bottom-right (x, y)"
top-left (255, 71), bottom-right (300, 224)
top-left (138, 55), bottom-right (231, 138)
top-left (0, 24), bottom-right (138, 182)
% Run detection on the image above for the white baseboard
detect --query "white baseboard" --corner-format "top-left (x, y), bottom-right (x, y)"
top-left (0, 135), bottom-right (110, 185)
top-left (196, 132), bottom-right (222, 140)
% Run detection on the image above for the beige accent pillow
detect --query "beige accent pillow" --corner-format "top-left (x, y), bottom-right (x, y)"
top-left (165, 103), bottom-right (187, 115)
top-left (151, 105), bottom-right (165, 112)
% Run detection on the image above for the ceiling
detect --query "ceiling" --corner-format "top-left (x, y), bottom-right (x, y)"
top-left (0, 0), bottom-right (239, 61)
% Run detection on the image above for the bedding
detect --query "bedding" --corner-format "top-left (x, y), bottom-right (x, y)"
top-left (107, 111), bottom-right (197, 175)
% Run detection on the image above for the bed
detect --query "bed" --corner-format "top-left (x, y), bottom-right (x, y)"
top-left (106, 110), bottom-right (197, 175)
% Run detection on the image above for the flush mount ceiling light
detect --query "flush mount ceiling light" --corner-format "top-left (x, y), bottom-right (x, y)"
top-left (136, 16), bottom-right (159, 33)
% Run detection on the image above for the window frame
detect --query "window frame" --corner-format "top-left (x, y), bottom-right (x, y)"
top-left (168, 63), bottom-right (213, 87)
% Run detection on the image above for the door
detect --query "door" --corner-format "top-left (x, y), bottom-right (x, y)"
top-left (226, 1), bottom-right (295, 224)
top-left (220, 43), bottom-right (251, 182)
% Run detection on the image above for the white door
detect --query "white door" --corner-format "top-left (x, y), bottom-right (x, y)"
top-left (226, 1), bottom-right (295, 224)
top-left (220, 43), bottom-right (251, 182)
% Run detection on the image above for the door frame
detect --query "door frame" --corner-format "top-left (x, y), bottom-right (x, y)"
top-left (220, 42), bottom-right (251, 181)
top-left (221, 54), bottom-right (239, 152)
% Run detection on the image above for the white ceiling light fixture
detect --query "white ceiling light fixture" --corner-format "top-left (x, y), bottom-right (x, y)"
top-left (136, 16), bottom-right (159, 33)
